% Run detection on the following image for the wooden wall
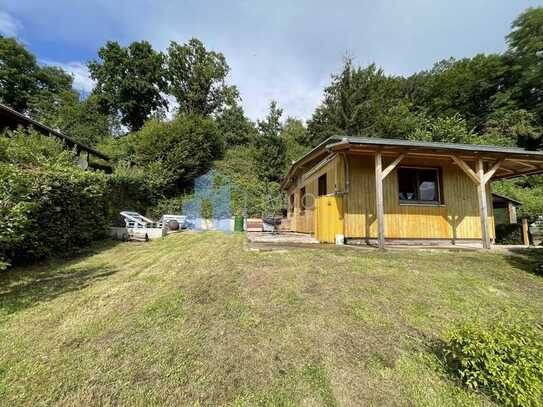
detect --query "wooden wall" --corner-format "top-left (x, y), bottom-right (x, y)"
top-left (287, 152), bottom-right (495, 241)
top-left (343, 155), bottom-right (494, 240)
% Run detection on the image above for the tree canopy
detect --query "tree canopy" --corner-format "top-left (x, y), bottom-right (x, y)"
top-left (88, 40), bottom-right (167, 131)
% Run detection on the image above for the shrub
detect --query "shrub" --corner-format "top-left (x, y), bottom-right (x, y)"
top-left (0, 163), bottom-right (110, 268)
top-left (445, 317), bottom-right (543, 406)
top-left (107, 165), bottom-right (157, 226)
top-left (131, 115), bottom-right (223, 194)
top-left (495, 223), bottom-right (524, 245)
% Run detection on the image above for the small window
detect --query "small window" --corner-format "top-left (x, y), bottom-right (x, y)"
top-left (289, 194), bottom-right (295, 212)
top-left (318, 174), bottom-right (327, 196)
top-left (398, 167), bottom-right (441, 204)
top-left (300, 187), bottom-right (306, 212)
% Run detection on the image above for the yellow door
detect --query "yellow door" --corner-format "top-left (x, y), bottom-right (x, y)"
top-left (314, 196), bottom-right (344, 243)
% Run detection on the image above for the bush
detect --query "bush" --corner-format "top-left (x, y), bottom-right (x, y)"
top-left (107, 165), bottom-right (157, 226)
top-left (131, 115), bottom-right (223, 194)
top-left (495, 223), bottom-right (524, 245)
top-left (0, 163), bottom-right (110, 268)
top-left (445, 318), bottom-right (543, 406)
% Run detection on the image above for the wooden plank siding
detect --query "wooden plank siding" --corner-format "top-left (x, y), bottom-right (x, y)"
top-left (287, 152), bottom-right (495, 241)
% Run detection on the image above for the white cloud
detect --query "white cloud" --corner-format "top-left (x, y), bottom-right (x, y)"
top-left (0, 11), bottom-right (20, 37)
top-left (42, 60), bottom-right (95, 94)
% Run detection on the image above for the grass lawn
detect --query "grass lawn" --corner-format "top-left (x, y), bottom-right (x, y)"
top-left (1, 232), bottom-right (543, 406)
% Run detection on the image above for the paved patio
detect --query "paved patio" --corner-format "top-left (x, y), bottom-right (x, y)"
top-left (246, 231), bottom-right (541, 252)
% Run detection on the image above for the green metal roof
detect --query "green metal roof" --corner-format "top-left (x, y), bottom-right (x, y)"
top-left (281, 135), bottom-right (543, 189)
top-left (326, 136), bottom-right (543, 157)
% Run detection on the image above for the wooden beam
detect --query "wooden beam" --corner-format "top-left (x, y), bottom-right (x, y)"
top-left (483, 158), bottom-right (504, 184)
top-left (516, 161), bottom-right (538, 171)
top-left (522, 218), bottom-right (530, 246)
top-left (451, 155), bottom-right (480, 184)
top-left (382, 154), bottom-right (406, 179)
top-left (375, 151), bottom-right (385, 250)
top-left (477, 159), bottom-right (491, 249)
top-left (507, 201), bottom-right (517, 224)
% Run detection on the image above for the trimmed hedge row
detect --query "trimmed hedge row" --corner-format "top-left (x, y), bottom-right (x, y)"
top-left (0, 163), bottom-right (111, 270)
top-left (0, 161), bottom-right (161, 270)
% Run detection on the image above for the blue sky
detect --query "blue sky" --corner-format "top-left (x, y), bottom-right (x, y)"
top-left (1, 0), bottom-right (542, 121)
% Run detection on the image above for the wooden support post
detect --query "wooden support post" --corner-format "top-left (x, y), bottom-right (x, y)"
top-left (375, 151), bottom-right (385, 250)
top-left (507, 202), bottom-right (517, 224)
top-left (476, 159), bottom-right (491, 249)
top-left (522, 218), bottom-right (530, 246)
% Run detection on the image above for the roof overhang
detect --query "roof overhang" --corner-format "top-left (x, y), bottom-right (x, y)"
top-left (0, 103), bottom-right (110, 162)
top-left (281, 136), bottom-right (543, 190)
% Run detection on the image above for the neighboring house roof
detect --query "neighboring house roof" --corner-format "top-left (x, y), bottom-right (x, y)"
top-left (0, 102), bottom-right (110, 161)
top-left (282, 136), bottom-right (543, 189)
top-left (492, 193), bottom-right (522, 206)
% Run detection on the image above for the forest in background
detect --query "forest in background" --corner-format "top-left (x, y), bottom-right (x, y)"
top-left (1, 7), bottom-right (543, 218)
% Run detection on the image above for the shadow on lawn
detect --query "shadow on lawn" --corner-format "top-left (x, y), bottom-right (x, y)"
top-left (0, 240), bottom-right (122, 317)
top-left (503, 248), bottom-right (543, 277)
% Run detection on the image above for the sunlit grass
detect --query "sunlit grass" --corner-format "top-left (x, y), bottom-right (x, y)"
top-left (1, 232), bottom-right (542, 405)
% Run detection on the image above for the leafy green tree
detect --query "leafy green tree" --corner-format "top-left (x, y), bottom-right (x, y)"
top-left (506, 7), bottom-right (543, 121)
top-left (130, 115), bottom-right (223, 194)
top-left (89, 41), bottom-right (167, 131)
top-left (166, 38), bottom-right (231, 116)
top-left (281, 117), bottom-right (310, 165)
top-left (0, 36), bottom-right (39, 111)
top-left (216, 101), bottom-right (256, 148)
top-left (254, 101), bottom-right (287, 182)
top-left (409, 55), bottom-right (508, 130)
top-left (481, 108), bottom-right (542, 148)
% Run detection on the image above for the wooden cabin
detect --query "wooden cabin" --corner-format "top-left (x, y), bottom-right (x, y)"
top-left (281, 137), bottom-right (543, 249)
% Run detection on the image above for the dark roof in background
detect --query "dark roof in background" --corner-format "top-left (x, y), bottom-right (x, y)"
top-left (492, 192), bottom-right (522, 206)
top-left (0, 103), bottom-right (110, 161)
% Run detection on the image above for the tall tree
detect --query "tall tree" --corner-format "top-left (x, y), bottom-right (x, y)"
top-left (89, 41), bottom-right (167, 131)
top-left (307, 59), bottom-right (405, 146)
top-left (166, 38), bottom-right (231, 116)
top-left (281, 117), bottom-right (310, 166)
top-left (506, 7), bottom-right (543, 121)
top-left (254, 101), bottom-right (287, 182)
top-left (216, 101), bottom-right (256, 149)
top-left (0, 36), bottom-right (39, 111)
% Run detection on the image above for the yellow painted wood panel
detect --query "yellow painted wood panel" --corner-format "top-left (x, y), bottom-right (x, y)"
top-left (314, 196), bottom-right (344, 243)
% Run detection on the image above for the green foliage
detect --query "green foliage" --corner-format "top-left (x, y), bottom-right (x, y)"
top-left (148, 195), bottom-right (188, 219)
top-left (507, 7), bottom-right (543, 121)
top-left (0, 128), bottom-right (75, 168)
top-left (445, 317), bottom-right (543, 406)
top-left (214, 146), bottom-right (283, 217)
top-left (166, 38), bottom-right (232, 116)
top-left (0, 129), bottom-right (157, 269)
top-left (493, 177), bottom-right (543, 219)
top-left (89, 40), bottom-right (167, 131)
top-left (281, 117), bottom-right (310, 165)
top-left (0, 36), bottom-right (44, 112)
top-left (216, 102), bottom-right (256, 148)
top-left (130, 115), bottom-right (223, 194)
top-left (411, 54), bottom-right (509, 130)
top-left (307, 59), bottom-right (404, 144)
top-left (255, 101), bottom-right (287, 183)
top-left (107, 165), bottom-right (157, 226)
top-left (0, 162), bottom-right (110, 268)
top-left (495, 224), bottom-right (523, 245)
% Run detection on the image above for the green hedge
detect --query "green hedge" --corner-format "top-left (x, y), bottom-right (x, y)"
top-left (0, 163), bottom-right (110, 270)
top-left (445, 318), bottom-right (543, 406)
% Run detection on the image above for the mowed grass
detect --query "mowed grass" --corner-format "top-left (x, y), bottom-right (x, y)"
top-left (1, 233), bottom-right (543, 406)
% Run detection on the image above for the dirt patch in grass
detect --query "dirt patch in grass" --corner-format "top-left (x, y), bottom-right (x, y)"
top-left (1, 232), bottom-right (542, 405)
